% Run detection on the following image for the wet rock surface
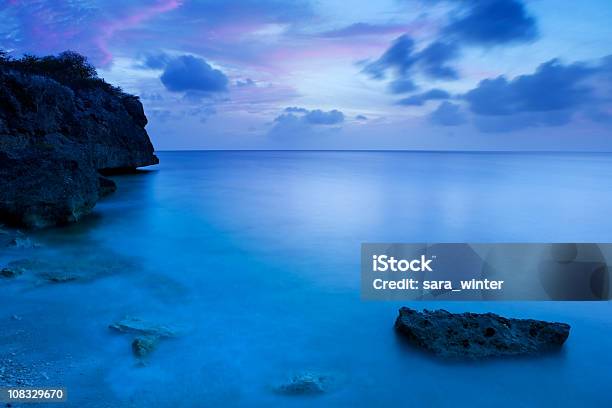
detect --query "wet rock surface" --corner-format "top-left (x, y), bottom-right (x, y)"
top-left (395, 307), bottom-right (570, 359)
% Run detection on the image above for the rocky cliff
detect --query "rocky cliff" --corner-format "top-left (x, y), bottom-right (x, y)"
top-left (0, 51), bottom-right (158, 228)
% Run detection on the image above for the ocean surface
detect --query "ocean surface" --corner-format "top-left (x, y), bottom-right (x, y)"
top-left (2, 151), bottom-right (612, 407)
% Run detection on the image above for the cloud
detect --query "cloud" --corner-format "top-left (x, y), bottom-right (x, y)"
top-left (140, 53), bottom-right (171, 69)
top-left (284, 106), bottom-right (309, 113)
top-left (160, 55), bottom-right (228, 93)
top-left (462, 55), bottom-right (612, 131)
top-left (361, 0), bottom-right (537, 97)
top-left (269, 107), bottom-right (345, 137)
top-left (397, 89), bottom-right (450, 106)
top-left (444, 0), bottom-right (538, 46)
top-left (417, 41), bottom-right (460, 79)
top-left (363, 35), bottom-right (460, 95)
top-left (388, 79), bottom-right (418, 94)
top-left (355, 114), bottom-right (368, 121)
top-left (319, 22), bottom-right (408, 38)
top-left (303, 109), bottom-right (344, 125)
top-left (363, 35), bottom-right (416, 80)
top-left (429, 101), bottom-right (466, 126)
top-left (465, 59), bottom-right (593, 115)
top-left (236, 78), bottom-right (255, 87)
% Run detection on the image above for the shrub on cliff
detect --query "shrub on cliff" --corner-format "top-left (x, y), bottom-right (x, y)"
top-left (0, 50), bottom-right (125, 96)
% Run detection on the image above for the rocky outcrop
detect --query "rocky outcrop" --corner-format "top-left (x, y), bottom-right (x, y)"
top-left (0, 52), bottom-right (158, 228)
top-left (395, 307), bottom-right (570, 359)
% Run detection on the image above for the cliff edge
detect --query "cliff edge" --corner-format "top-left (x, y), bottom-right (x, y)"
top-left (0, 51), bottom-right (158, 228)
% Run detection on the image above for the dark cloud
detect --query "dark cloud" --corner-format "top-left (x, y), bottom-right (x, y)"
top-left (462, 56), bottom-right (612, 131)
top-left (389, 79), bottom-right (418, 94)
top-left (160, 55), bottom-right (228, 94)
top-left (445, 0), bottom-right (538, 46)
top-left (429, 101), bottom-right (466, 126)
top-left (398, 89), bottom-right (450, 106)
top-left (363, 35), bottom-right (460, 90)
top-left (417, 41), bottom-right (460, 79)
top-left (362, 0), bottom-right (538, 97)
top-left (355, 114), bottom-right (368, 121)
top-left (463, 59), bottom-right (593, 116)
top-left (363, 34), bottom-right (416, 80)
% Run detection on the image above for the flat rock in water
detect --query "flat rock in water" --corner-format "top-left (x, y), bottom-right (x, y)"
top-left (109, 317), bottom-right (178, 338)
top-left (394, 307), bottom-right (570, 359)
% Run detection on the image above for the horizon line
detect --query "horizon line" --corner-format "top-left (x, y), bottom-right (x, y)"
top-left (154, 149), bottom-right (612, 154)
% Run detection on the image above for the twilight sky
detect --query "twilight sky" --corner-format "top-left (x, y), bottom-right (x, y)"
top-left (1, 0), bottom-right (612, 151)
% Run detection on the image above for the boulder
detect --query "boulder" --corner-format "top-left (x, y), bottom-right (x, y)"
top-left (394, 307), bottom-right (570, 359)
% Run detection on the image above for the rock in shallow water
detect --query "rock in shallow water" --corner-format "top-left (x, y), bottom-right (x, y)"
top-left (131, 336), bottom-right (158, 358)
top-left (109, 317), bottom-right (178, 338)
top-left (274, 371), bottom-right (335, 396)
top-left (394, 307), bottom-right (570, 359)
top-left (1, 266), bottom-right (23, 278)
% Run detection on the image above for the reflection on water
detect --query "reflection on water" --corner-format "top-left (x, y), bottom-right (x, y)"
top-left (2, 151), bottom-right (612, 407)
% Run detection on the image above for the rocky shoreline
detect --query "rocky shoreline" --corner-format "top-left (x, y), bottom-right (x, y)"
top-left (0, 51), bottom-right (158, 228)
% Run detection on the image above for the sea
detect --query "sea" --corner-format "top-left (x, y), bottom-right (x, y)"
top-left (2, 151), bottom-right (612, 407)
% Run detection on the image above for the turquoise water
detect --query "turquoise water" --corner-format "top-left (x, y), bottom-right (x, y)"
top-left (2, 151), bottom-right (612, 407)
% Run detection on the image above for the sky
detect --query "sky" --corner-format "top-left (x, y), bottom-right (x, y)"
top-left (1, 0), bottom-right (612, 151)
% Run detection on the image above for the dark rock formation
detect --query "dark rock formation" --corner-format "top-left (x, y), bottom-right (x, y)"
top-left (395, 307), bottom-right (570, 359)
top-left (0, 51), bottom-right (158, 228)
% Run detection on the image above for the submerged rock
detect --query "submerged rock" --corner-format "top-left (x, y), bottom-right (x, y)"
top-left (394, 307), bottom-right (570, 359)
top-left (110, 317), bottom-right (180, 361)
top-left (109, 317), bottom-right (178, 338)
top-left (1, 266), bottom-right (23, 278)
top-left (274, 371), bottom-right (335, 396)
top-left (131, 336), bottom-right (159, 358)
top-left (5, 253), bottom-right (136, 284)
top-left (8, 236), bottom-right (39, 249)
top-left (0, 52), bottom-right (158, 228)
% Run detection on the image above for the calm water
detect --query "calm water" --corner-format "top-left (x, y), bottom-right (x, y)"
top-left (2, 151), bottom-right (612, 407)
